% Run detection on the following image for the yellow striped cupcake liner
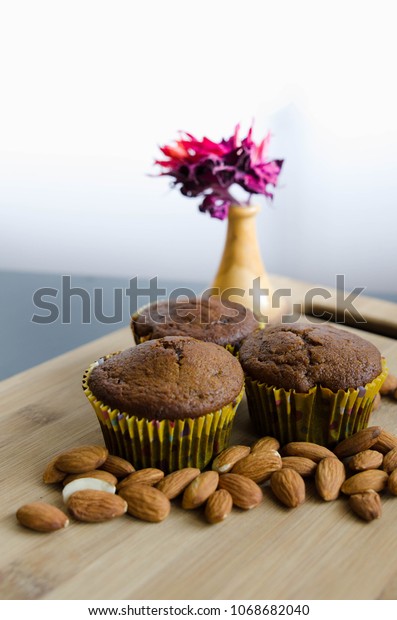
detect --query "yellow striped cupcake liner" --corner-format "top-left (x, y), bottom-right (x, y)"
top-left (244, 358), bottom-right (388, 447)
top-left (82, 354), bottom-right (244, 472)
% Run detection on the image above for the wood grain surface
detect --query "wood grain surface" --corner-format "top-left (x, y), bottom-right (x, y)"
top-left (1, 313), bottom-right (397, 600)
top-left (271, 275), bottom-right (397, 338)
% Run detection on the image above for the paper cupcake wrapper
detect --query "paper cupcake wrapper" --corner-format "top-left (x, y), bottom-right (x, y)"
top-left (244, 359), bottom-right (388, 447)
top-left (82, 354), bottom-right (244, 472)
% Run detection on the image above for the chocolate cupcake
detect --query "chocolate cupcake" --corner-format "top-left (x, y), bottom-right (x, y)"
top-left (238, 323), bottom-right (387, 447)
top-left (131, 297), bottom-right (259, 353)
top-left (83, 336), bottom-right (244, 472)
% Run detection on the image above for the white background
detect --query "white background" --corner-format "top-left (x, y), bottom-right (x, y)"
top-left (1, 0), bottom-right (396, 297)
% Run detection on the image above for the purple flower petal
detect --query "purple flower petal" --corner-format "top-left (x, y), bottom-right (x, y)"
top-left (155, 124), bottom-right (283, 219)
top-left (199, 195), bottom-right (230, 220)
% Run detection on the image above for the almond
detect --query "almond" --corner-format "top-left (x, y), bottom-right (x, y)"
top-left (218, 473), bottom-right (263, 509)
top-left (55, 445), bottom-right (108, 474)
top-left (63, 470), bottom-right (118, 487)
top-left (42, 456), bottom-right (67, 484)
top-left (101, 454), bottom-right (135, 478)
top-left (349, 490), bottom-right (382, 521)
top-left (251, 436), bottom-right (280, 454)
top-left (333, 427), bottom-right (382, 459)
top-left (67, 490), bottom-right (127, 522)
top-left (349, 450), bottom-right (383, 472)
top-left (205, 489), bottom-right (233, 524)
top-left (62, 477), bottom-right (116, 504)
top-left (212, 445), bottom-right (250, 473)
top-left (16, 502), bottom-right (69, 532)
top-left (373, 430), bottom-right (397, 454)
top-left (231, 451), bottom-right (282, 483)
top-left (382, 447), bottom-right (397, 473)
top-left (341, 469), bottom-right (388, 495)
top-left (282, 442), bottom-right (335, 462)
top-left (156, 468), bottom-right (201, 499)
top-left (182, 471), bottom-right (219, 509)
top-left (380, 373), bottom-right (397, 396)
top-left (270, 469), bottom-right (305, 508)
top-left (372, 393), bottom-right (381, 411)
top-left (281, 456), bottom-right (317, 477)
top-left (387, 469), bottom-right (397, 495)
top-left (119, 484), bottom-right (171, 522)
top-left (315, 457), bottom-right (346, 501)
top-left (116, 468), bottom-right (164, 491)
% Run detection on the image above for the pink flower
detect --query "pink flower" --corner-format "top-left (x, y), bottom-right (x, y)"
top-left (155, 124), bottom-right (283, 219)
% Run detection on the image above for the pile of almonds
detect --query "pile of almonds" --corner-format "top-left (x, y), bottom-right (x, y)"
top-left (15, 422), bottom-right (397, 532)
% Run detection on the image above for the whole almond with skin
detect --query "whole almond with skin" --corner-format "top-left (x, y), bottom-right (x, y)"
top-left (62, 477), bottom-right (116, 504)
top-left (101, 454), bottom-right (135, 478)
top-left (251, 436), bottom-right (280, 454)
top-left (387, 469), bottom-right (397, 495)
top-left (116, 468), bottom-right (164, 491)
top-left (334, 427), bottom-right (382, 459)
top-left (156, 468), bottom-right (200, 499)
top-left (349, 450), bottom-right (383, 472)
top-left (282, 442), bottom-right (335, 462)
top-left (119, 484), bottom-right (171, 522)
top-left (43, 456), bottom-right (67, 484)
top-left (16, 502), bottom-right (69, 532)
top-left (341, 469), bottom-right (388, 495)
top-left (315, 457), bottom-right (346, 501)
top-left (382, 447), bottom-right (397, 473)
top-left (67, 490), bottom-right (127, 522)
top-left (55, 445), bottom-right (108, 474)
top-left (231, 451), bottom-right (282, 483)
top-left (281, 456), bottom-right (317, 477)
top-left (349, 490), bottom-right (382, 521)
top-left (380, 373), bottom-right (397, 396)
top-left (372, 393), bottom-right (381, 411)
top-left (373, 430), bottom-right (397, 454)
top-left (270, 469), bottom-right (305, 508)
top-left (63, 470), bottom-right (118, 487)
top-left (218, 474), bottom-right (263, 509)
top-left (182, 471), bottom-right (219, 509)
top-left (212, 445), bottom-right (250, 473)
top-left (205, 489), bottom-right (233, 524)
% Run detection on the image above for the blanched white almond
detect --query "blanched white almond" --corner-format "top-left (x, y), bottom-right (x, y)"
top-left (62, 477), bottom-right (116, 504)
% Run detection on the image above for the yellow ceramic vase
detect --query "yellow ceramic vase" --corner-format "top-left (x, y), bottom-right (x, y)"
top-left (211, 204), bottom-right (275, 322)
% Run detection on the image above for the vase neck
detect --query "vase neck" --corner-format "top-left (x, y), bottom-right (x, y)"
top-left (228, 204), bottom-right (260, 220)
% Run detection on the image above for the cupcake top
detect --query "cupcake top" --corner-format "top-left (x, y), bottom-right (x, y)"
top-left (238, 323), bottom-right (382, 393)
top-left (87, 336), bottom-right (244, 420)
top-left (131, 297), bottom-right (258, 349)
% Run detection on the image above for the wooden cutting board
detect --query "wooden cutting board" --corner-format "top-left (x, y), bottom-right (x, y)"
top-left (1, 323), bottom-right (397, 600)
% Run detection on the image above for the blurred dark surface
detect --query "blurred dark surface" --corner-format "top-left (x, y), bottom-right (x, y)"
top-left (0, 271), bottom-right (205, 381)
